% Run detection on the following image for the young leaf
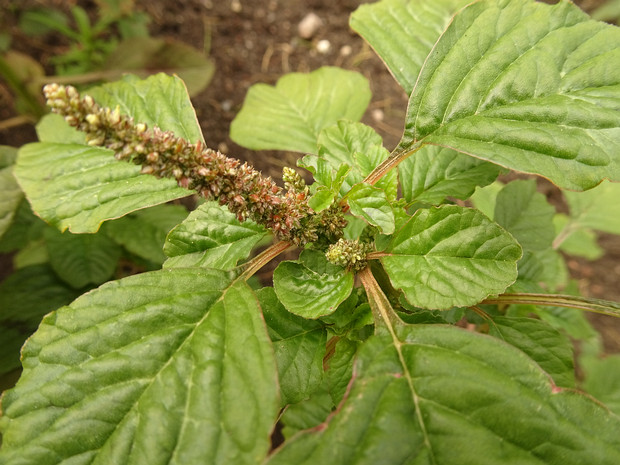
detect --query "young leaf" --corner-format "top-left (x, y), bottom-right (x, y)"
top-left (350, 0), bottom-right (472, 94)
top-left (0, 269), bottom-right (279, 465)
top-left (553, 214), bottom-right (603, 260)
top-left (103, 204), bottom-right (189, 265)
top-left (399, 0), bottom-right (620, 191)
top-left (489, 316), bottom-right (575, 388)
top-left (346, 183), bottom-right (395, 234)
top-left (399, 145), bottom-right (502, 205)
top-left (163, 201), bottom-right (268, 270)
top-left (325, 337), bottom-right (359, 405)
top-left (44, 228), bottom-right (122, 288)
top-left (381, 205), bottom-right (522, 310)
top-left (0, 265), bottom-right (80, 376)
top-left (301, 121), bottom-right (397, 198)
top-left (267, 325), bottom-right (620, 465)
top-left (493, 179), bottom-right (556, 251)
top-left (273, 250), bottom-right (354, 318)
top-left (257, 288), bottom-right (327, 405)
top-left (230, 67), bottom-right (371, 154)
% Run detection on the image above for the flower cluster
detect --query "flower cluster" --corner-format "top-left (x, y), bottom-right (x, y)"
top-left (325, 238), bottom-right (374, 271)
top-left (43, 83), bottom-right (345, 246)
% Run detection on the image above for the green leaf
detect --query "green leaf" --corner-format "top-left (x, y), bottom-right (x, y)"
top-left (15, 143), bottom-right (189, 233)
top-left (0, 164), bottom-right (23, 240)
top-left (469, 181), bottom-right (504, 220)
top-left (493, 179), bottom-right (556, 251)
top-left (399, 145), bottom-right (502, 205)
top-left (554, 214), bottom-right (603, 260)
top-left (257, 288), bottom-right (327, 405)
top-left (0, 265), bottom-right (80, 376)
top-left (35, 113), bottom-right (86, 144)
top-left (399, 0), bottom-right (620, 191)
top-left (104, 204), bottom-right (188, 265)
top-left (489, 316), bottom-right (575, 388)
top-left (267, 324), bottom-right (620, 465)
top-left (0, 200), bottom-right (45, 253)
top-left (581, 354), bottom-right (620, 416)
top-left (163, 202), bottom-right (268, 270)
top-left (280, 381), bottom-right (334, 440)
top-left (302, 121), bottom-right (397, 198)
top-left (325, 337), bottom-right (359, 405)
top-left (44, 228), bottom-right (122, 288)
top-left (563, 180), bottom-right (620, 235)
top-left (87, 73), bottom-right (205, 143)
top-left (382, 205), bottom-right (522, 310)
top-left (0, 269), bottom-right (279, 465)
top-left (347, 183), bottom-right (395, 234)
top-left (230, 67), bottom-right (371, 154)
top-left (350, 0), bottom-right (472, 94)
top-left (273, 250), bottom-right (354, 318)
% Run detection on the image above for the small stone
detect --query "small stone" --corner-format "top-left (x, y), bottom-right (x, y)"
top-left (316, 39), bottom-right (331, 54)
top-left (371, 108), bottom-right (385, 122)
top-left (339, 45), bottom-right (352, 57)
top-left (298, 12), bottom-right (322, 39)
top-left (231, 0), bottom-right (241, 13)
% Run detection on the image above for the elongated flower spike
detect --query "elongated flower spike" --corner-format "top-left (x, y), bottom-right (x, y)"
top-left (43, 83), bottom-right (346, 246)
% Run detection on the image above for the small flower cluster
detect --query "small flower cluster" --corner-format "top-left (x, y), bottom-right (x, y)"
top-left (325, 238), bottom-right (374, 272)
top-left (43, 83), bottom-right (346, 246)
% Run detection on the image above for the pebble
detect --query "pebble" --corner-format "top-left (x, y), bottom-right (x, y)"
top-left (316, 39), bottom-right (331, 54)
top-left (298, 12), bottom-right (323, 39)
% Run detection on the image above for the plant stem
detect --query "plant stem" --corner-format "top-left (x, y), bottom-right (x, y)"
top-left (238, 240), bottom-right (292, 281)
top-left (363, 142), bottom-right (424, 186)
top-left (482, 293), bottom-right (620, 318)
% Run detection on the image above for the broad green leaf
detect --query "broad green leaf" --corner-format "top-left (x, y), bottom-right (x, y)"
top-left (347, 183), bottom-right (395, 234)
top-left (0, 165), bottom-right (22, 239)
top-left (399, 145), bottom-right (502, 205)
top-left (494, 179), bottom-right (556, 251)
top-left (563, 180), bottom-right (620, 234)
top-left (0, 269), bottom-right (279, 465)
top-left (163, 202), bottom-right (268, 270)
top-left (0, 265), bottom-right (80, 376)
top-left (267, 324), bottom-right (620, 465)
top-left (280, 381), bottom-right (334, 440)
top-left (489, 316), bottom-right (575, 388)
top-left (273, 250), bottom-right (354, 318)
top-left (553, 214), bottom-right (603, 260)
top-left (87, 73), bottom-right (205, 143)
top-left (399, 0), bottom-right (620, 191)
top-left (257, 288), bottom-right (327, 405)
top-left (15, 143), bottom-right (188, 233)
top-left (0, 145), bottom-right (18, 168)
top-left (301, 121), bottom-right (397, 198)
top-left (44, 228), bottom-right (122, 288)
top-left (382, 205), bottom-right (521, 310)
top-left (581, 354), bottom-right (620, 416)
top-left (35, 113), bottom-right (85, 144)
top-left (104, 204), bottom-right (188, 265)
top-left (350, 0), bottom-right (472, 94)
top-left (230, 67), bottom-right (371, 154)
top-left (325, 337), bottom-right (359, 405)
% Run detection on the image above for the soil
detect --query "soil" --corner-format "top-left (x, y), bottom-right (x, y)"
top-left (1, 0), bottom-right (619, 353)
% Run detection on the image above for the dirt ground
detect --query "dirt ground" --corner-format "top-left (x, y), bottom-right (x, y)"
top-left (1, 0), bottom-right (619, 352)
